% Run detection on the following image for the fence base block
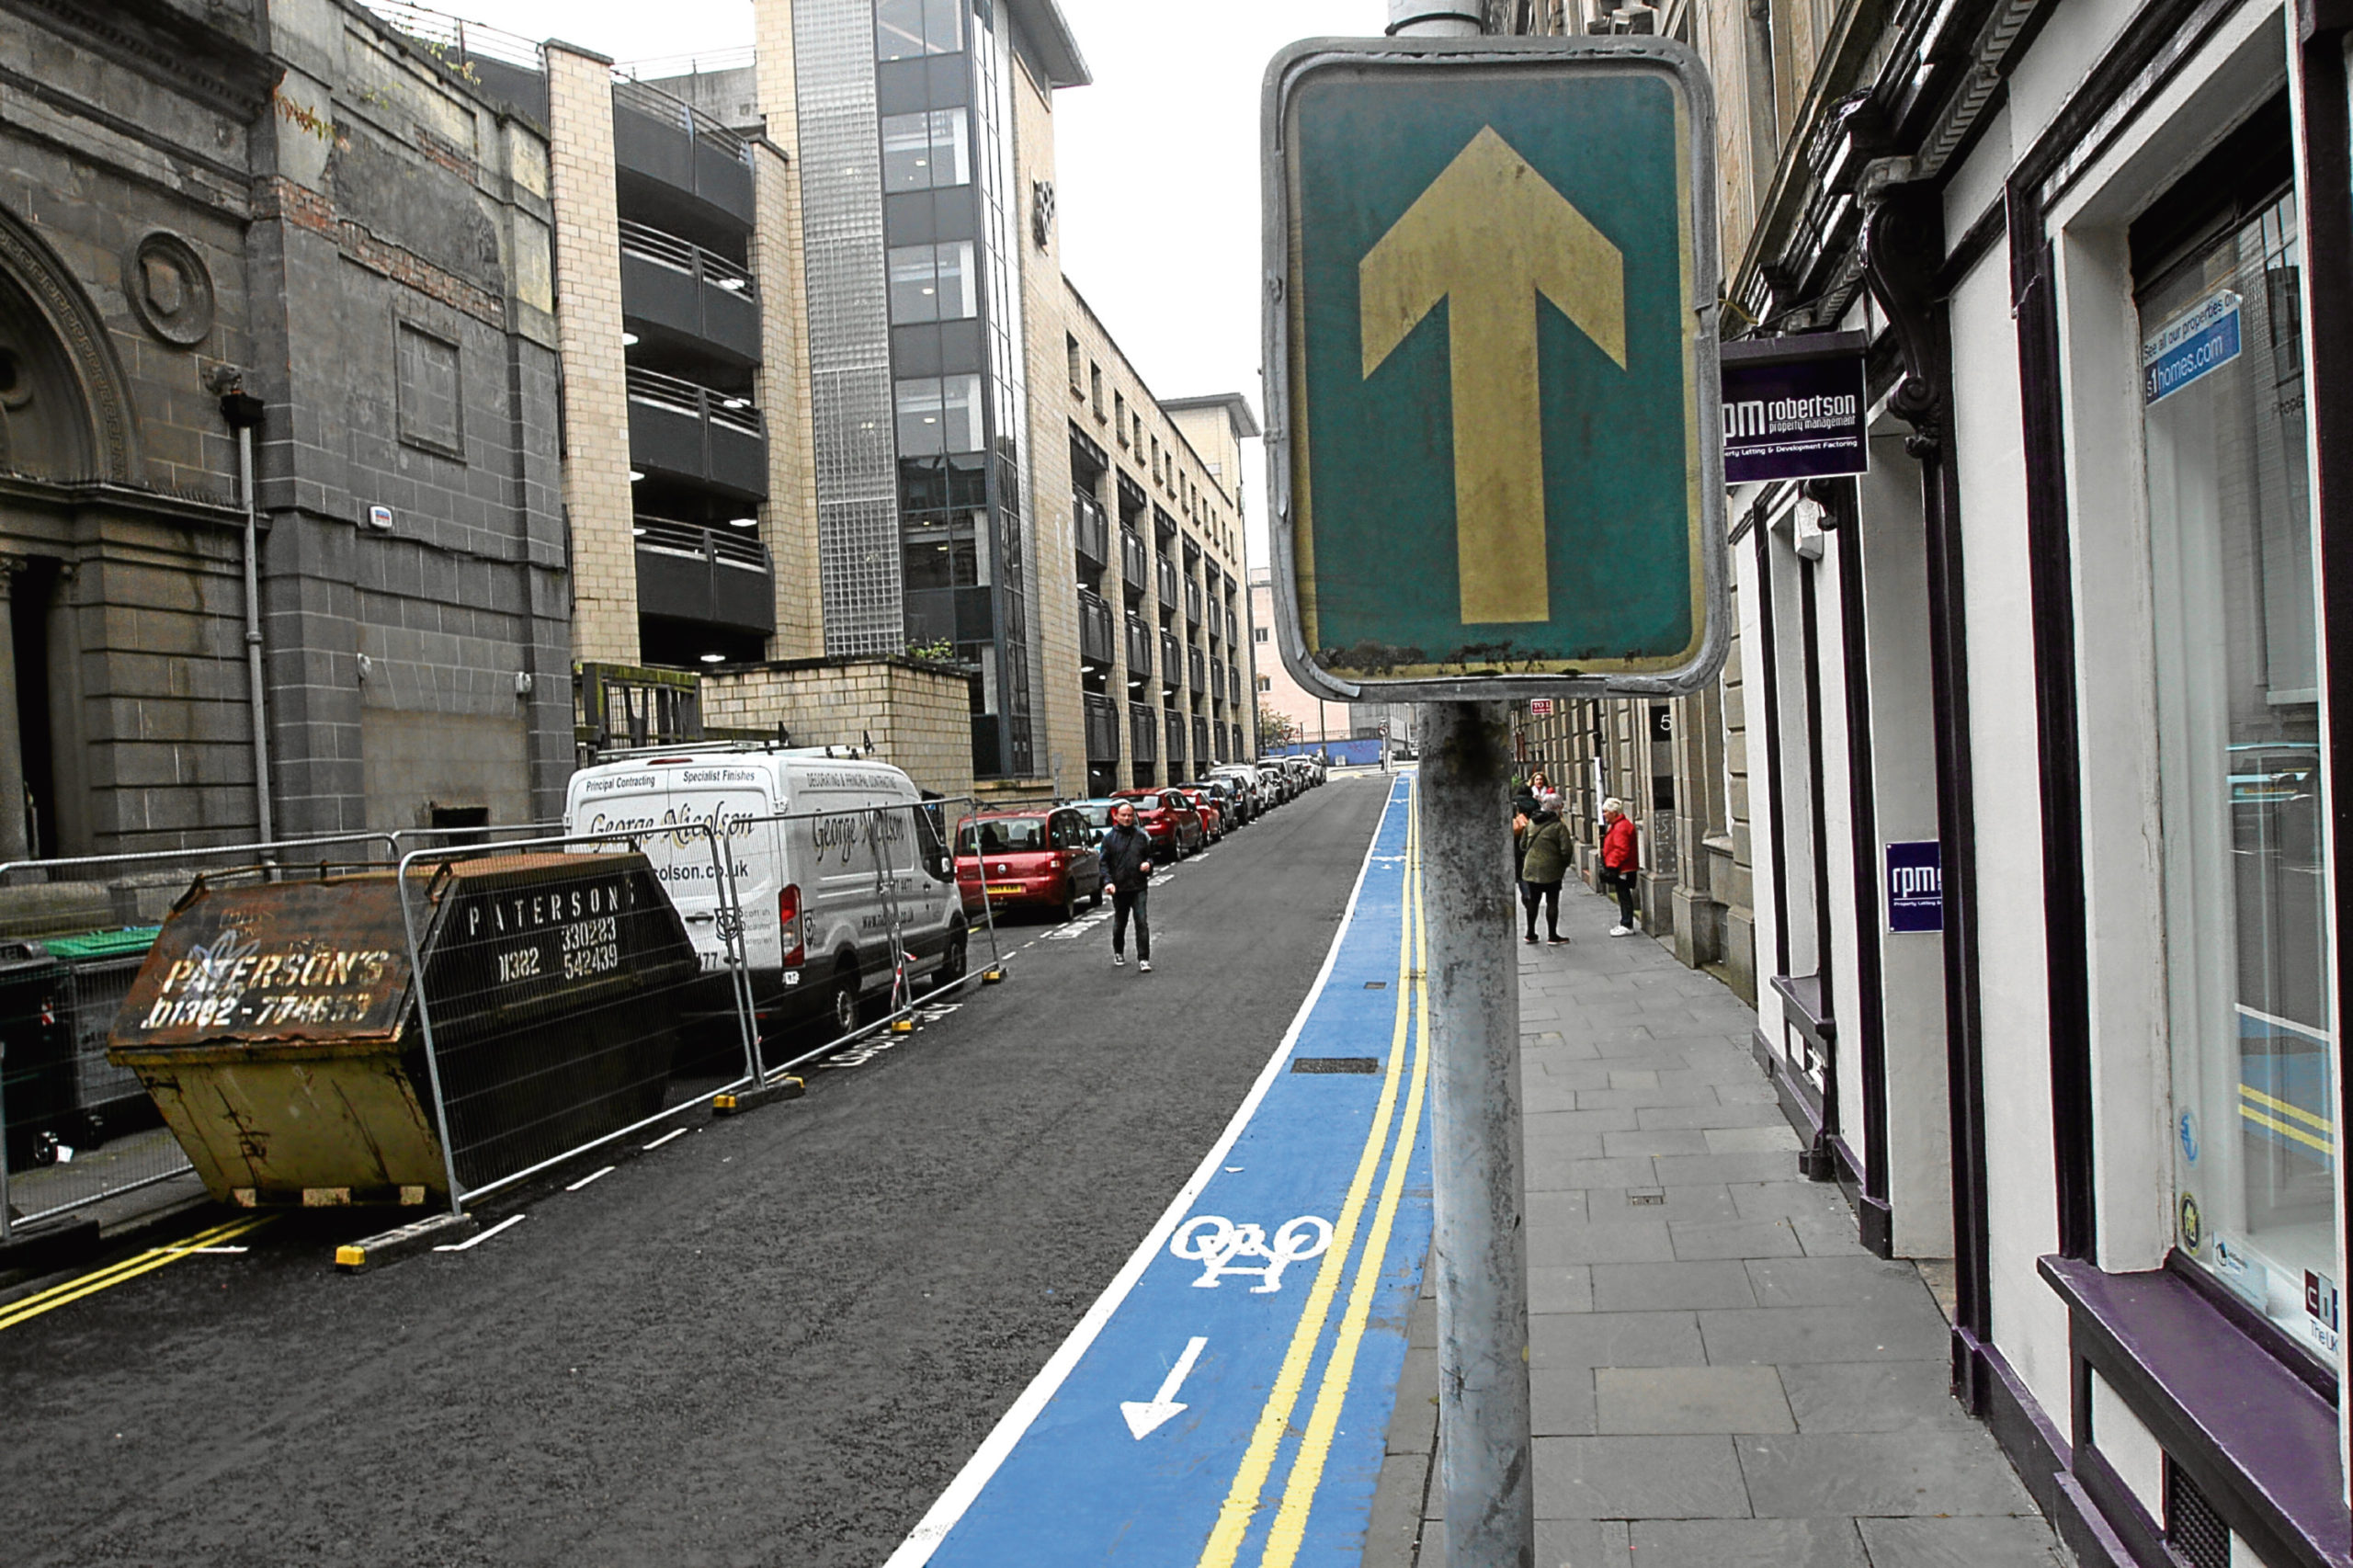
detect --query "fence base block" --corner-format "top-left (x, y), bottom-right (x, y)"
top-left (713, 1076), bottom-right (805, 1115)
top-left (335, 1211), bottom-right (476, 1273)
top-left (0, 1216), bottom-right (101, 1275)
top-left (981, 967), bottom-right (1007, 984)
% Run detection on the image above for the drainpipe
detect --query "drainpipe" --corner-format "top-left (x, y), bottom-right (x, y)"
top-left (219, 385), bottom-right (273, 846)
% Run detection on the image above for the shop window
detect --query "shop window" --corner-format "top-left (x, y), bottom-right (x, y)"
top-left (2143, 187), bottom-right (2337, 1362)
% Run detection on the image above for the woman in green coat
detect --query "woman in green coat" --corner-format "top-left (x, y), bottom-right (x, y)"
top-left (1518, 791), bottom-right (1572, 945)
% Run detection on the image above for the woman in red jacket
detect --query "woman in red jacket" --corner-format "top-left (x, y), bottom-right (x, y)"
top-left (1599, 797), bottom-right (1640, 937)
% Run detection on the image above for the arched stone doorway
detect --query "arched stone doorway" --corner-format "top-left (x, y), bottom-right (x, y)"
top-left (0, 208), bottom-right (138, 861)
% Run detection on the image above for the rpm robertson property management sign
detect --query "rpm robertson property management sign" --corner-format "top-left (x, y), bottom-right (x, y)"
top-left (1720, 331), bottom-right (1867, 484)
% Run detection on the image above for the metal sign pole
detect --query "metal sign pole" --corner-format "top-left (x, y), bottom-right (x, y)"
top-left (1419, 699), bottom-right (1533, 1568)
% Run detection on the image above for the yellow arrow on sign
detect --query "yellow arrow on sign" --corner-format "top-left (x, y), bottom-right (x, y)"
top-left (1360, 126), bottom-right (1626, 626)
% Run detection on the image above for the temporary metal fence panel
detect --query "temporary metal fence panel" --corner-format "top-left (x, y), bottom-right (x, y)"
top-left (396, 824), bottom-right (753, 1212)
top-left (0, 830), bottom-right (404, 1240)
top-left (709, 797), bottom-right (1003, 1085)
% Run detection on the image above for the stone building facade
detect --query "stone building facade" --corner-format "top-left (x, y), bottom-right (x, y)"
top-left (0, 0), bottom-right (570, 865)
top-left (480, 0), bottom-right (1258, 796)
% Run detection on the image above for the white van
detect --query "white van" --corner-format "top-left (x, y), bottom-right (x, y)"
top-left (563, 744), bottom-right (969, 1040)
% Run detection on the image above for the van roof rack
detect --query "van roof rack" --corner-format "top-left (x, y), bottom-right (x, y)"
top-left (590, 739), bottom-right (870, 762)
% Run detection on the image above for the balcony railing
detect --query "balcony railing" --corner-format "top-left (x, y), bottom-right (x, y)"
top-left (1130, 701), bottom-right (1159, 764)
top-left (620, 220), bottom-right (759, 365)
top-left (611, 74), bottom-right (756, 227)
top-left (1074, 494), bottom-right (1110, 568)
top-left (1165, 710), bottom-right (1188, 773)
top-left (1078, 588), bottom-right (1114, 667)
top-left (1085, 692), bottom-right (1120, 764)
top-left (1155, 556), bottom-right (1177, 608)
top-left (1188, 646), bottom-right (1207, 693)
top-left (1193, 716), bottom-right (1211, 768)
top-left (1160, 631), bottom-right (1181, 691)
top-left (1210, 659), bottom-right (1225, 701)
top-left (627, 365), bottom-right (767, 500)
top-left (632, 517), bottom-right (775, 634)
top-left (1185, 580), bottom-right (1202, 626)
top-left (1125, 614), bottom-right (1154, 677)
top-left (1120, 528), bottom-right (1149, 593)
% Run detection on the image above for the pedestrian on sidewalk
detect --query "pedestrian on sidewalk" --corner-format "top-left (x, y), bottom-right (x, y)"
top-left (1518, 790), bottom-right (1571, 946)
top-left (1099, 799), bottom-right (1154, 972)
top-left (1600, 797), bottom-right (1640, 936)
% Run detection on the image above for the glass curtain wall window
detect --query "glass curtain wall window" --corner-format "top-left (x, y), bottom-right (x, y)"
top-left (2144, 187), bottom-right (2340, 1363)
top-left (895, 374), bottom-right (983, 456)
top-left (875, 0), bottom-right (961, 61)
top-left (887, 241), bottom-right (977, 323)
top-left (881, 108), bottom-right (971, 192)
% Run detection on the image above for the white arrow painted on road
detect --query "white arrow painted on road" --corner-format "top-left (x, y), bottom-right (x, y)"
top-left (1120, 1335), bottom-right (1207, 1439)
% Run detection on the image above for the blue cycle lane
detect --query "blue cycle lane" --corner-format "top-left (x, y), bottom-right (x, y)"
top-left (888, 773), bottom-right (1434, 1568)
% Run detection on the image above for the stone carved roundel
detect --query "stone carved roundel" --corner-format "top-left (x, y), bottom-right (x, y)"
top-left (124, 231), bottom-right (214, 347)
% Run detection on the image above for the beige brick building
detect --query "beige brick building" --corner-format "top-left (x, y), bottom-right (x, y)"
top-left (392, 0), bottom-right (1259, 801)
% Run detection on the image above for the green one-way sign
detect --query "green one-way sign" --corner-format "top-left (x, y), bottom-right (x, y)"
top-left (1262, 37), bottom-right (1725, 700)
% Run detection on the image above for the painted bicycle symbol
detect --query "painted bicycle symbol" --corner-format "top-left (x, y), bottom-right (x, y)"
top-left (1170, 1213), bottom-right (1333, 1293)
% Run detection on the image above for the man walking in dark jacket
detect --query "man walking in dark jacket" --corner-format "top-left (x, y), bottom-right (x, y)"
top-left (1099, 800), bottom-right (1154, 971)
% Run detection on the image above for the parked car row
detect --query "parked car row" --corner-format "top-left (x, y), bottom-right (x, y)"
top-left (950, 756), bottom-right (1327, 921)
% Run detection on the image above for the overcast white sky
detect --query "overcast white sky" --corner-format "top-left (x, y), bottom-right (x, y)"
top-left (427, 0), bottom-right (1382, 564)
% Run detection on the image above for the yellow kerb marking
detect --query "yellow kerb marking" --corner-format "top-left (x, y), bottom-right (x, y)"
top-left (0, 1216), bottom-right (270, 1334)
top-left (1195, 788), bottom-right (1420, 1568)
top-left (1259, 803), bottom-right (1433, 1565)
top-left (1359, 126), bottom-right (1625, 626)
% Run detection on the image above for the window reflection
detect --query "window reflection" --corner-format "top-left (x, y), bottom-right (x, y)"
top-left (881, 109), bottom-right (970, 192)
top-left (2146, 188), bottom-right (2338, 1362)
top-left (876, 0), bottom-right (961, 61)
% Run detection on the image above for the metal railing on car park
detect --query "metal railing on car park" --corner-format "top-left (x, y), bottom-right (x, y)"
top-left (619, 220), bottom-right (758, 301)
top-left (0, 830), bottom-right (405, 1242)
top-left (626, 366), bottom-right (766, 438)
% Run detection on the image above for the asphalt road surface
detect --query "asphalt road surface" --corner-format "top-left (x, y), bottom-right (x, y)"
top-left (0, 774), bottom-right (1391, 1568)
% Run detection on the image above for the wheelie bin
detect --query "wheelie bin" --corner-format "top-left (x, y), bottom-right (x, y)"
top-left (0, 940), bottom-right (68, 1173)
top-left (108, 853), bottom-right (700, 1207)
top-left (41, 926), bottom-right (163, 1145)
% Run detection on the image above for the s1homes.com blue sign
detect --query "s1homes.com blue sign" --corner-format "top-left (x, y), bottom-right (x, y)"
top-left (2143, 290), bottom-right (2242, 404)
top-left (1885, 841), bottom-right (1942, 934)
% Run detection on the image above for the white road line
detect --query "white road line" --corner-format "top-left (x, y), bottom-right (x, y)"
top-left (881, 781), bottom-right (1404, 1568)
top-left (642, 1128), bottom-right (690, 1152)
top-left (164, 1245), bottom-right (248, 1256)
top-left (434, 1213), bottom-right (525, 1253)
top-left (564, 1165), bottom-right (617, 1191)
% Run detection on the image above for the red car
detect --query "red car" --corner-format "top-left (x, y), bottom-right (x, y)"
top-left (954, 806), bottom-right (1106, 921)
top-left (1111, 788), bottom-right (1205, 858)
top-left (1172, 787), bottom-right (1224, 843)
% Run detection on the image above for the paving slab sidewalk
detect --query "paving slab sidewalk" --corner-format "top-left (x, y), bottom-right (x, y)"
top-left (1366, 881), bottom-right (2066, 1568)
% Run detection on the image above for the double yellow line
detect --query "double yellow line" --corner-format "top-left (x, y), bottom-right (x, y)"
top-left (1198, 782), bottom-right (1432, 1568)
top-left (0, 1214), bottom-right (270, 1334)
